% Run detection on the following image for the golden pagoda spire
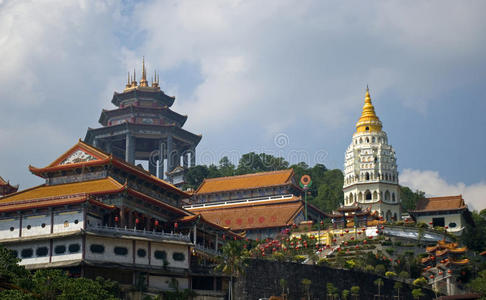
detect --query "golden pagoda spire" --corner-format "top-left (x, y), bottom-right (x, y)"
top-left (355, 86), bottom-right (382, 133)
top-left (125, 72), bottom-right (131, 89)
top-left (140, 56), bottom-right (149, 87)
top-left (131, 68), bottom-right (137, 87)
top-left (152, 70), bottom-right (159, 88)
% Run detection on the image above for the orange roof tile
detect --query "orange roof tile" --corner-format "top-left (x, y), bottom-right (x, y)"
top-left (29, 140), bottom-right (189, 197)
top-left (0, 176), bottom-right (7, 185)
top-left (195, 169), bottom-right (295, 194)
top-left (188, 198), bottom-right (303, 231)
top-left (0, 177), bottom-right (123, 204)
top-left (413, 195), bottom-right (466, 212)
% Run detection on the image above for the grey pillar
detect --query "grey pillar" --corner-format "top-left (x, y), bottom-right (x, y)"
top-left (105, 141), bottom-right (112, 154)
top-left (148, 159), bottom-right (156, 176)
top-left (167, 135), bottom-right (174, 172)
top-left (157, 140), bottom-right (165, 179)
top-left (93, 138), bottom-right (100, 148)
top-left (190, 146), bottom-right (196, 167)
top-left (183, 151), bottom-right (189, 168)
top-left (125, 134), bottom-right (135, 164)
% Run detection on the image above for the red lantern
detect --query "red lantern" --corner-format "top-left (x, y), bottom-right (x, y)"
top-left (429, 222), bottom-right (433, 225)
top-left (355, 245), bottom-right (359, 249)
top-left (439, 271), bottom-right (443, 275)
top-left (445, 226), bottom-right (449, 229)
top-left (369, 236), bottom-right (373, 239)
top-left (234, 236), bottom-right (237, 241)
top-left (272, 248), bottom-right (276, 252)
top-left (430, 275), bottom-right (435, 279)
top-left (363, 240), bottom-right (367, 244)
top-left (174, 222), bottom-right (178, 228)
top-left (351, 237), bottom-right (355, 240)
top-left (222, 234), bottom-right (226, 240)
top-left (345, 229), bottom-right (349, 233)
top-left (340, 234), bottom-right (344, 237)
top-left (114, 216), bottom-right (119, 222)
top-left (447, 270), bottom-right (452, 274)
top-left (135, 218), bottom-right (140, 224)
top-left (154, 220), bottom-right (159, 226)
top-left (376, 230), bottom-right (379, 234)
top-left (320, 221), bottom-right (324, 225)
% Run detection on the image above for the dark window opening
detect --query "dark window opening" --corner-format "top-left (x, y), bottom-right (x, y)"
top-left (26, 225), bottom-right (31, 230)
top-left (432, 217), bottom-right (445, 227)
top-left (68, 244), bottom-right (80, 253)
top-left (449, 222), bottom-right (457, 228)
top-left (74, 220), bottom-right (79, 224)
top-left (21, 248), bottom-right (33, 258)
top-left (9, 227), bottom-right (14, 231)
top-left (154, 250), bottom-right (167, 260)
top-left (173, 252), bottom-right (185, 261)
top-left (10, 250), bottom-right (18, 258)
top-left (114, 247), bottom-right (128, 256)
top-left (365, 126), bottom-right (369, 131)
top-left (54, 245), bottom-right (66, 254)
top-left (36, 247), bottom-right (49, 257)
top-left (90, 244), bottom-right (105, 254)
top-left (137, 249), bottom-right (147, 258)
top-left (41, 223), bottom-right (46, 228)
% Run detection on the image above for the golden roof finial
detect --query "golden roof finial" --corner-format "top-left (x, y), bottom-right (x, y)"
top-left (355, 86), bottom-right (382, 133)
top-left (125, 72), bottom-right (131, 89)
top-left (140, 56), bottom-right (149, 87)
top-left (131, 68), bottom-right (137, 87)
top-left (152, 70), bottom-right (159, 88)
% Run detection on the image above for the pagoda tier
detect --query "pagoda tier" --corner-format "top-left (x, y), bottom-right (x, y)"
top-left (0, 176), bottom-right (18, 197)
top-left (85, 59), bottom-right (201, 181)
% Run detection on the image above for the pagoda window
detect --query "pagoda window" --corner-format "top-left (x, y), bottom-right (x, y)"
top-left (55, 245), bottom-right (66, 255)
top-left (137, 249), bottom-right (147, 258)
top-left (21, 248), bottom-right (33, 258)
top-left (349, 193), bottom-right (354, 202)
top-left (392, 193), bottom-right (396, 202)
top-left (365, 190), bottom-right (372, 200)
top-left (9, 227), bottom-right (14, 231)
top-left (372, 137), bottom-right (376, 143)
top-left (449, 222), bottom-right (457, 228)
top-left (365, 172), bottom-right (370, 181)
top-left (68, 244), bottom-right (80, 253)
top-left (359, 138), bottom-right (362, 144)
top-left (36, 247), bottom-right (49, 257)
top-left (432, 217), bottom-right (445, 227)
top-left (173, 252), bottom-right (185, 261)
top-left (373, 191), bottom-right (378, 200)
top-left (384, 191), bottom-right (390, 201)
top-left (90, 244), bottom-right (105, 254)
top-left (154, 250), bottom-right (167, 260)
top-left (358, 192), bottom-right (363, 201)
top-left (366, 138), bottom-right (369, 143)
top-left (114, 246), bottom-right (128, 256)
top-left (365, 127), bottom-right (369, 131)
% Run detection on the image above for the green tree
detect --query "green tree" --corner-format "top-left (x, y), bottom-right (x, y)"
top-left (184, 165), bottom-right (209, 189)
top-left (279, 278), bottom-right (288, 296)
top-left (342, 289), bottom-right (350, 300)
top-left (412, 288), bottom-right (424, 300)
top-left (312, 169), bottom-right (344, 212)
top-left (375, 264), bottom-right (386, 275)
top-left (462, 210), bottom-right (486, 252)
top-left (400, 186), bottom-right (425, 212)
top-left (394, 281), bottom-right (403, 300)
top-left (374, 278), bottom-right (384, 297)
top-left (470, 270), bottom-right (486, 298)
top-left (350, 286), bottom-right (360, 300)
top-left (215, 241), bottom-right (249, 300)
top-left (218, 156), bottom-right (236, 177)
top-left (301, 278), bottom-right (312, 300)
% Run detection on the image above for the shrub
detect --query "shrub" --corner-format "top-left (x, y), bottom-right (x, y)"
top-left (375, 264), bottom-right (386, 275)
top-left (385, 271), bottom-right (397, 278)
top-left (413, 277), bottom-right (427, 287)
top-left (385, 248), bottom-right (395, 255)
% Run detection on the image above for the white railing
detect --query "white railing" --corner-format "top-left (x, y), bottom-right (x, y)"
top-left (183, 194), bottom-right (295, 209)
top-left (194, 244), bottom-right (220, 256)
top-left (86, 224), bottom-right (191, 242)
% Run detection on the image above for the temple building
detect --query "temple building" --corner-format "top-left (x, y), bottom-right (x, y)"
top-left (342, 87), bottom-right (401, 221)
top-left (409, 195), bottom-right (473, 235)
top-left (0, 140), bottom-right (236, 296)
top-left (0, 176), bottom-right (18, 197)
top-left (84, 59), bottom-right (201, 181)
top-left (185, 169), bottom-right (327, 239)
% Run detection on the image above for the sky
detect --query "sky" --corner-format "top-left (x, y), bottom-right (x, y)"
top-left (0, 0), bottom-right (485, 210)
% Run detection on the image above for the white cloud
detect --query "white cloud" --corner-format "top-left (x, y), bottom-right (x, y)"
top-left (133, 0), bottom-right (486, 136)
top-left (400, 169), bottom-right (486, 211)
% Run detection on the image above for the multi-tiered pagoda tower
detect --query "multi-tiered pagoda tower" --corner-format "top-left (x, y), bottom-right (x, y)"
top-left (85, 59), bottom-right (201, 181)
top-left (342, 87), bottom-right (401, 221)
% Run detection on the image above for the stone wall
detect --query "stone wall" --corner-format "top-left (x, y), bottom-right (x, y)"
top-left (235, 259), bottom-right (435, 300)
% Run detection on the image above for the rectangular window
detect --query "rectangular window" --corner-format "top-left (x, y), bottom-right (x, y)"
top-left (432, 217), bottom-right (445, 227)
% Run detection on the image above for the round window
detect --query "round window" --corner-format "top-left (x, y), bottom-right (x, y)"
top-left (173, 252), bottom-right (185, 261)
top-left (21, 248), bottom-right (33, 258)
top-left (154, 250), bottom-right (167, 260)
top-left (448, 222), bottom-right (457, 228)
top-left (137, 249), bottom-right (147, 258)
top-left (9, 227), bottom-right (14, 231)
top-left (26, 225), bottom-right (31, 230)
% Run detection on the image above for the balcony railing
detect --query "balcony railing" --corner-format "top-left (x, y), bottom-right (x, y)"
top-left (194, 244), bottom-right (220, 256)
top-left (183, 194), bottom-right (295, 209)
top-left (86, 224), bottom-right (191, 242)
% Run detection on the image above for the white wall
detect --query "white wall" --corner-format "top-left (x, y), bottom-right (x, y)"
top-left (8, 240), bottom-right (50, 266)
top-left (0, 217), bottom-right (20, 239)
top-left (134, 240), bottom-right (149, 265)
top-left (416, 213), bottom-right (465, 233)
top-left (22, 214), bottom-right (51, 237)
top-left (53, 210), bottom-right (83, 233)
top-left (151, 242), bottom-right (189, 269)
top-left (51, 237), bottom-right (83, 263)
top-left (148, 275), bottom-right (189, 290)
top-left (85, 236), bottom-right (133, 264)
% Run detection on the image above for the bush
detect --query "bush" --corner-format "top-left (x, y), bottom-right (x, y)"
top-left (413, 277), bottom-right (427, 287)
top-left (375, 264), bottom-right (386, 275)
top-left (399, 271), bottom-right (410, 279)
top-left (293, 255), bottom-right (306, 263)
top-left (317, 258), bottom-right (329, 266)
top-left (385, 271), bottom-right (397, 278)
top-left (385, 248), bottom-right (395, 255)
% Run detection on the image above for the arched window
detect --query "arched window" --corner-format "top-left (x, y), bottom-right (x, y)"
top-left (373, 191), bottom-right (378, 200)
top-left (359, 138), bottom-right (362, 144)
top-left (365, 190), bottom-right (372, 200)
top-left (392, 193), bottom-right (396, 202)
top-left (349, 193), bottom-right (354, 202)
top-left (372, 137), bottom-right (375, 143)
top-left (365, 126), bottom-right (369, 131)
top-left (386, 210), bottom-right (392, 221)
top-left (358, 192), bottom-right (363, 201)
top-left (385, 191), bottom-right (390, 201)
top-left (366, 138), bottom-right (369, 143)
top-left (365, 172), bottom-right (370, 180)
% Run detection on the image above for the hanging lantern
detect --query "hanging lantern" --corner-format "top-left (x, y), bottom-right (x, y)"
top-left (135, 218), bottom-right (140, 224)
top-left (447, 270), bottom-right (452, 274)
top-left (222, 234), bottom-right (226, 240)
top-left (376, 230), bottom-right (380, 234)
top-left (114, 216), bottom-right (119, 222)
top-left (154, 220), bottom-right (159, 226)
top-left (174, 222), bottom-right (178, 229)
top-left (363, 240), bottom-right (367, 244)
top-left (439, 271), bottom-right (443, 275)
top-left (430, 275), bottom-right (435, 279)
top-left (345, 229), bottom-right (349, 233)
top-left (355, 245), bottom-right (359, 249)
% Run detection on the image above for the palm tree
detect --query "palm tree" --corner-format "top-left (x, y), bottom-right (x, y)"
top-left (350, 286), bottom-right (360, 300)
top-left (342, 289), bottom-right (350, 300)
top-left (214, 241), bottom-right (249, 300)
top-left (374, 278), bottom-right (384, 298)
top-left (326, 282), bottom-right (338, 300)
top-left (279, 278), bottom-right (288, 298)
top-left (394, 281), bottom-right (402, 300)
